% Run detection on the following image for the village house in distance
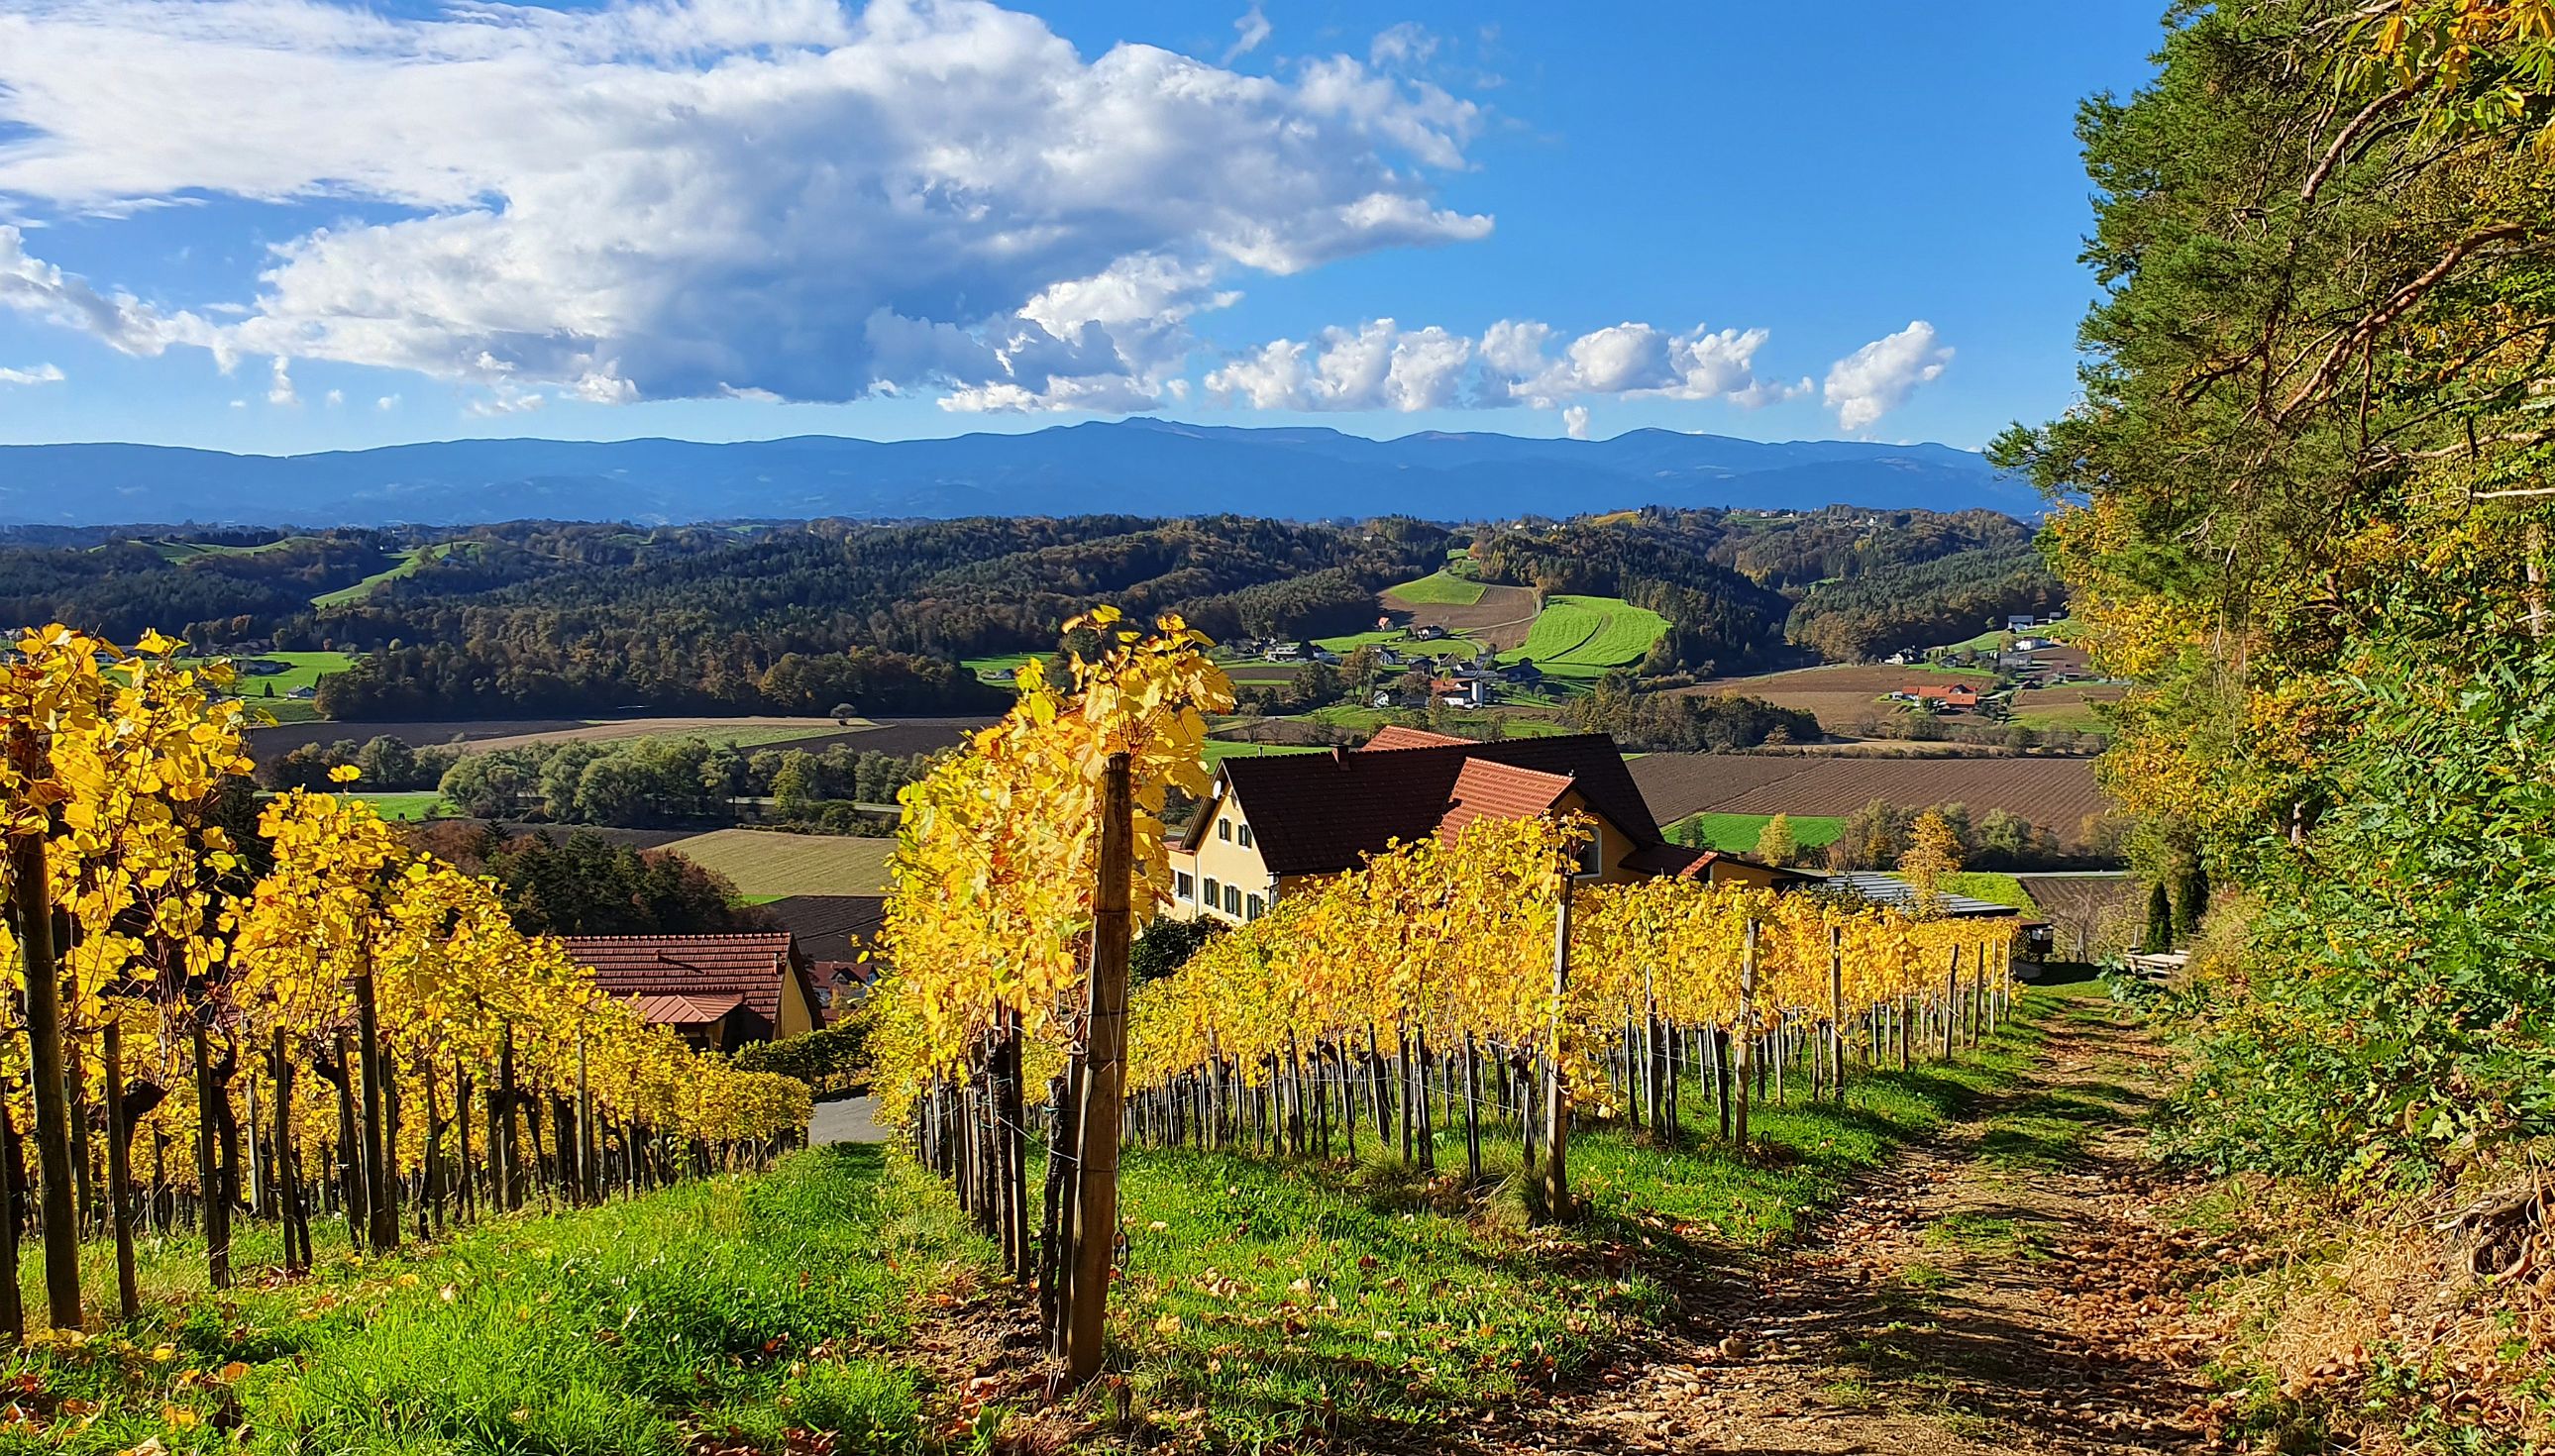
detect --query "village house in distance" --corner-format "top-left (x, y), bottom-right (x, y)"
top-left (559, 932), bottom-right (825, 1051)
top-left (1168, 727), bottom-right (1802, 924)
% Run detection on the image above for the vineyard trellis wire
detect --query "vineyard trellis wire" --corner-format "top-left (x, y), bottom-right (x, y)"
top-left (0, 625), bottom-right (811, 1335)
top-left (870, 614), bottom-right (2022, 1385)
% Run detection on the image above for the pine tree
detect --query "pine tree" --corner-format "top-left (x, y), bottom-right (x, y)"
top-left (2142, 881), bottom-right (2173, 954)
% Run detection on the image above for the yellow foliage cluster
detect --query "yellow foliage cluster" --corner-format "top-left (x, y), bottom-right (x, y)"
top-left (869, 610), bottom-right (1231, 1120)
top-left (1123, 814), bottom-right (2019, 1111)
top-left (0, 625), bottom-right (807, 1196)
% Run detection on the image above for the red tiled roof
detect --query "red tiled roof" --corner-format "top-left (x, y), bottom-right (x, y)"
top-left (626, 991), bottom-right (749, 1027)
top-left (1197, 730), bottom-right (1664, 878)
top-left (559, 932), bottom-right (807, 1028)
top-left (1364, 726), bottom-right (1469, 750)
top-left (1438, 759), bottom-right (1572, 841)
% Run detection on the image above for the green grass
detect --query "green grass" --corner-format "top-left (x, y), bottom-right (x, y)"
top-left (1105, 988), bottom-right (2077, 1447)
top-left (2, 1145), bottom-right (983, 1455)
top-left (1382, 570), bottom-right (1486, 606)
top-left (350, 790), bottom-right (446, 821)
top-left (657, 829), bottom-right (898, 897)
top-left (1667, 812), bottom-right (1846, 854)
top-left (1942, 872), bottom-right (2037, 912)
top-left (1497, 594), bottom-right (1667, 678)
top-left (310, 543), bottom-right (458, 608)
top-left (206, 650), bottom-right (356, 699)
top-left (962, 651), bottom-right (1042, 684)
top-left (1203, 739), bottom-right (1329, 768)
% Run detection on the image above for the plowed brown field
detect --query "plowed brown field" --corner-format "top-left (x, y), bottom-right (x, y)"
top-left (1381, 581), bottom-right (1543, 650)
top-left (1630, 754), bottom-right (2108, 832)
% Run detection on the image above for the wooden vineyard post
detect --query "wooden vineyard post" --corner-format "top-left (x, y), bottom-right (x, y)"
top-left (1542, 874), bottom-right (1573, 1222)
top-left (1942, 945), bottom-right (1961, 1061)
top-left (354, 959), bottom-right (397, 1250)
top-left (1827, 925), bottom-right (1846, 1101)
top-left (190, 1017), bottom-right (233, 1291)
top-left (575, 1031), bottom-right (593, 1205)
top-left (274, 1029), bottom-right (309, 1274)
top-left (9, 827), bottom-right (82, 1330)
top-left (102, 1019), bottom-right (139, 1322)
top-left (1735, 920), bottom-right (1757, 1147)
top-left (1062, 752), bottom-right (1134, 1386)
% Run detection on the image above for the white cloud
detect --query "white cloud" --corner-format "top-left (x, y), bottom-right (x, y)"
top-left (1370, 22), bottom-right (1437, 68)
top-left (266, 356), bottom-right (298, 406)
top-left (0, 362), bottom-right (64, 386)
top-left (0, 225), bottom-right (229, 364)
top-left (375, 393), bottom-right (399, 410)
top-left (1223, 2), bottom-right (1269, 63)
top-left (1478, 319), bottom-right (1805, 409)
top-left (323, 387), bottom-right (343, 407)
top-left (0, 0), bottom-right (1489, 413)
top-left (1207, 314), bottom-right (1809, 417)
top-left (1824, 320), bottom-right (1951, 433)
top-left (1561, 404), bottom-right (1589, 440)
top-left (1205, 319), bottom-right (1472, 413)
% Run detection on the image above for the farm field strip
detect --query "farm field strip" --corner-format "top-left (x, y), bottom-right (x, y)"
top-left (1667, 811), bottom-right (1846, 853)
top-left (1381, 569), bottom-right (1486, 606)
top-left (1500, 594), bottom-right (1667, 676)
top-left (655, 827), bottom-right (898, 897)
top-left (1629, 753), bottom-right (2108, 830)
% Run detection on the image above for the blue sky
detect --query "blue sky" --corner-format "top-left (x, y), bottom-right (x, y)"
top-left (0, 0), bottom-right (2161, 455)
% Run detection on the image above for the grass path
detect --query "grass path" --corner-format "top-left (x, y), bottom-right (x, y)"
top-left (1444, 986), bottom-right (2212, 1455)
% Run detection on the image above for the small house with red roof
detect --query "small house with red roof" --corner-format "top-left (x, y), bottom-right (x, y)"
top-left (1166, 726), bottom-right (1801, 924)
top-left (558, 932), bottom-right (824, 1051)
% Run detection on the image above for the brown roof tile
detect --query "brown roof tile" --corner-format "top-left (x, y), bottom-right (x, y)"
top-left (1201, 730), bottom-right (1664, 878)
top-left (559, 932), bottom-right (808, 1028)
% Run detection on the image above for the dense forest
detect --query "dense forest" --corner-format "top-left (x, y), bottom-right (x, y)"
top-left (1469, 506), bottom-right (2063, 674)
top-left (0, 504), bottom-right (2066, 716)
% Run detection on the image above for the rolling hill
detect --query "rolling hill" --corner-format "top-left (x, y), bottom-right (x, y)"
top-left (0, 420), bottom-right (2032, 527)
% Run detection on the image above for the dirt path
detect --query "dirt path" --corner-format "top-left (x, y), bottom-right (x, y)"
top-left (1466, 995), bottom-right (2211, 1456)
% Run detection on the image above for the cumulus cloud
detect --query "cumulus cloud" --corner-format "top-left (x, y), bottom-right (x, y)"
top-left (1223, 2), bottom-right (1270, 62)
top-left (1561, 404), bottom-right (1589, 440)
top-left (0, 362), bottom-right (64, 386)
top-left (1204, 319), bottom-right (1472, 413)
top-left (266, 357), bottom-right (298, 406)
top-left (1206, 314), bottom-right (1809, 416)
top-left (1824, 320), bottom-right (1951, 433)
top-left (375, 393), bottom-right (399, 410)
top-left (1478, 319), bottom-right (1806, 410)
top-left (0, 0), bottom-right (1489, 411)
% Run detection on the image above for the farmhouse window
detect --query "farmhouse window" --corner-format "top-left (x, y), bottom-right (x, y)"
top-left (1224, 884), bottom-right (1242, 915)
top-left (1575, 827), bottom-right (1604, 879)
top-left (1245, 894), bottom-right (1265, 920)
top-left (1176, 872), bottom-right (1195, 900)
top-left (1203, 878), bottom-right (1220, 909)
top-left (1219, 820), bottom-right (1232, 842)
top-left (1237, 824), bottom-right (1254, 848)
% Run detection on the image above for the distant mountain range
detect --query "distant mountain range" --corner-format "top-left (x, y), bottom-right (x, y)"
top-left (0, 419), bottom-right (2036, 527)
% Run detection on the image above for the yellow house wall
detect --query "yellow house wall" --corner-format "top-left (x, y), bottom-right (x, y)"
top-left (777, 966), bottom-right (818, 1037)
top-left (1168, 786), bottom-right (1276, 923)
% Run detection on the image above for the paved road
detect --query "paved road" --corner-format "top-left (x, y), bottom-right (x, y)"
top-left (809, 1094), bottom-right (889, 1145)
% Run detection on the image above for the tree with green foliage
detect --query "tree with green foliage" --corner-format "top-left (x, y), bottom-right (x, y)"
top-left (1993, 0), bottom-right (2555, 1178)
top-left (2142, 882), bottom-right (2174, 956)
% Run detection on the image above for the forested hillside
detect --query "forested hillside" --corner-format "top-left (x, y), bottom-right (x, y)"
top-left (0, 505), bottom-right (2066, 717)
top-left (1992, 0), bottom-right (2555, 1442)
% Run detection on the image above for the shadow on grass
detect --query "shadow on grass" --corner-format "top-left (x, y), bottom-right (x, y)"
top-left (1094, 994), bottom-right (2092, 1447)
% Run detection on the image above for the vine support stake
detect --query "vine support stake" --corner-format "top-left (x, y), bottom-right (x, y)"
top-left (1063, 751), bottom-right (1134, 1386)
